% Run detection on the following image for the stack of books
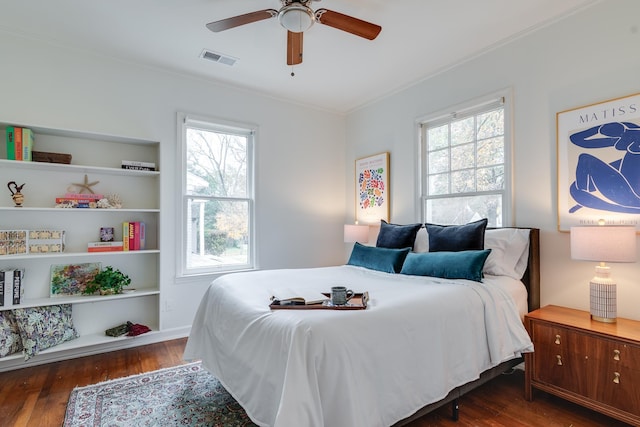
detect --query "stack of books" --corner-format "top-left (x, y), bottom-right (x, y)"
top-left (121, 160), bottom-right (156, 171)
top-left (5, 126), bottom-right (33, 161)
top-left (55, 193), bottom-right (103, 208)
top-left (0, 268), bottom-right (25, 307)
top-left (122, 221), bottom-right (146, 251)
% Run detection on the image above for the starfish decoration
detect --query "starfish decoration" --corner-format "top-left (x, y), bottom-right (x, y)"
top-left (72, 174), bottom-right (100, 194)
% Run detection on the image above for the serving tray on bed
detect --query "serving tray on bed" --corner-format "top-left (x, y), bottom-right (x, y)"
top-left (270, 292), bottom-right (369, 310)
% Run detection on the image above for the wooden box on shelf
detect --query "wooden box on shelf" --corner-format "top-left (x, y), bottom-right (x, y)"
top-left (31, 151), bottom-right (72, 164)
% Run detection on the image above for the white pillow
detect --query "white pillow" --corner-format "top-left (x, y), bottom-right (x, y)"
top-left (483, 228), bottom-right (530, 279)
top-left (413, 227), bottom-right (428, 252)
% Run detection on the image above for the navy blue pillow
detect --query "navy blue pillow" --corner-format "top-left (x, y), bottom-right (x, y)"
top-left (399, 250), bottom-right (492, 282)
top-left (376, 220), bottom-right (423, 249)
top-left (426, 218), bottom-right (488, 252)
top-left (347, 243), bottom-right (411, 273)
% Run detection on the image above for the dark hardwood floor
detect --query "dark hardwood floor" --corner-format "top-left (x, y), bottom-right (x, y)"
top-left (0, 338), bottom-right (631, 427)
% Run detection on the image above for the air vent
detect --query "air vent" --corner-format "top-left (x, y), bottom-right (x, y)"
top-left (200, 49), bottom-right (237, 66)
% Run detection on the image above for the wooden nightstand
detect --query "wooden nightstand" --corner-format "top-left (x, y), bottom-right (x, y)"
top-left (524, 305), bottom-right (640, 425)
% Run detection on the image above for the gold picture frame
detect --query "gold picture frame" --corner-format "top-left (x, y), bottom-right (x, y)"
top-left (557, 92), bottom-right (640, 231)
top-left (355, 152), bottom-right (390, 224)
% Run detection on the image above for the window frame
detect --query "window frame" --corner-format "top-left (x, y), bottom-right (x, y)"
top-left (176, 112), bottom-right (256, 278)
top-left (417, 90), bottom-right (513, 226)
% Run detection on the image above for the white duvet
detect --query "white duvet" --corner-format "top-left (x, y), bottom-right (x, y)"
top-left (184, 265), bottom-right (533, 427)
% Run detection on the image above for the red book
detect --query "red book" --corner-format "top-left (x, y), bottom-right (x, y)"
top-left (128, 221), bottom-right (136, 251)
top-left (132, 221), bottom-right (140, 250)
top-left (14, 127), bottom-right (23, 161)
top-left (63, 193), bottom-right (103, 200)
top-left (87, 246), bottom-right (124, 252)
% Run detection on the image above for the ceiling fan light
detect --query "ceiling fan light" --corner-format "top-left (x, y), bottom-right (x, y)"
top-left (279, 5), bottom-right (314, 33)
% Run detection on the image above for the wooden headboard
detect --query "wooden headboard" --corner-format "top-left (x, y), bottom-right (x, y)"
top-left (520, 228), bottom-right (540, 312)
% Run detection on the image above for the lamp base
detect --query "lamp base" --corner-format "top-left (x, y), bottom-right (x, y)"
top-left (589, 268), bottom-right (616, 323)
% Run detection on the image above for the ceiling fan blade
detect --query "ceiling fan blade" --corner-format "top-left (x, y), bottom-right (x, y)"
top-left (287, 31), bottom-right (303, 65)
top-left (315, 9), bottom-right (381, 40)
top-left (206, 9), bottom-right (277, 32)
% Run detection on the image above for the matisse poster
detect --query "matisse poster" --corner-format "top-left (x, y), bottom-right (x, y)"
top-left (557, 92), bottom-right (640, 231)
top-left (355, 152), bottom-right (389, 224)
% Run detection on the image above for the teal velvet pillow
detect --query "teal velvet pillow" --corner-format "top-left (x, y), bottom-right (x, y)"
top-left (399, 249), bottom-right (491, 282)
top-left (348, 243), bottom-right (411, 273)
top-left (376, 220), bottom-right (423, 250)
top-left (426, 218), bottom-right (488, 252)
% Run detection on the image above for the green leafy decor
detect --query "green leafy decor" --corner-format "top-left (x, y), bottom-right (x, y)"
top-left (83, 266), bottom-right (131, 295)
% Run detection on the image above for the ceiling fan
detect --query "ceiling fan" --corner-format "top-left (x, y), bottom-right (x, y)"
top-left (206, 0), bottom-right (382, 66)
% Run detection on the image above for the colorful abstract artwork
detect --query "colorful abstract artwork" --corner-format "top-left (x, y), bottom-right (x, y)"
top-left (50, 263), bottom-right (101, 296)
top-left (355, 152), bottom-right (389, 224)
top-left (557, 92), bottom-right (640, 231)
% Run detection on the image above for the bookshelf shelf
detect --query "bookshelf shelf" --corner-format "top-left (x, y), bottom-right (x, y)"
top-left (0, 158), bottom-right (160, 176)
top-left (0, 249), bottom-right (159, 261)
top-left (0, 207), bottom-right (160, 213)
top-left (0, 287), bottom-right (160, 311)
top-left (0, 122), bottom-right (161, 371)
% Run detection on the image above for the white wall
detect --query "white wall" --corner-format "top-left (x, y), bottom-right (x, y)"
top-left (0, 31), bottom-right (346, 329)
top-left (345, 0), bottom-right (640, 320)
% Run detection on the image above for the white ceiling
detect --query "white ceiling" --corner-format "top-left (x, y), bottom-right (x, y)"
top-left (1, 0), bottom-right (599, 113)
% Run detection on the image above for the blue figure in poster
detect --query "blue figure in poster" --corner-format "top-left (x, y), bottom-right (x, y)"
top-left (569, 121), bottom-right (640, 213)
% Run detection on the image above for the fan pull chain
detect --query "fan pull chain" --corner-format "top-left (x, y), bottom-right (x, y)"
top-left (290, 66), bottom-right (295, 77)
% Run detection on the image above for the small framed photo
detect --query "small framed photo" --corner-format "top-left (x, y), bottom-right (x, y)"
top-left (100, 227), bottom-right (115, 242)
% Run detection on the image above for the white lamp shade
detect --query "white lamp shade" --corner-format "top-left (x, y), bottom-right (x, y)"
top-left (570, 226), bottom-right (637, 263)
top-left (344, 224), bottom-right (369, 243)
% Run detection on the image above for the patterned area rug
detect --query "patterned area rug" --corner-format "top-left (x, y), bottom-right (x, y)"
top-left (63, 362), bottom-right (257, 427)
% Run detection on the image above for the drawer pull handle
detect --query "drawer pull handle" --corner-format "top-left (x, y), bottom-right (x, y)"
top-left (613, 372), bottom-right (620, 384)
top-left (556, 355), bottom-right (563, 366)
top-left (555, 335), bottom-right (561, 345)
top-left (613, 349), bottom-right (620, 361)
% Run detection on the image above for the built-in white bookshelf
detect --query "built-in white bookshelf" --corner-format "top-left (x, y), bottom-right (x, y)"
top-left (0, 122), bottom-right (162, 370)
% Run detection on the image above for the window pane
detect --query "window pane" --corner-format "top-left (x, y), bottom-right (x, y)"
top-left (477, 166), bottom-right (504, 191)
top-left (425, 194), bottom-right (503, 227)
top-left (476, 108), bottom-right (504, 139)
top-left (451, 117), bottom-right (474, 146)
top-left (451, 143), bottom-right (474, 171)
top-left (186, 128), bottom-right (247, 197)
top-left (427, 125), bottom-right (449, 151)
top-left (451, 169), bottom-right (475, 193)
top-left (477, 137), bottom-right (504, 167)
top-left (186, 198), bottom-right (249, 270)
top-left (428, 148), bottom-right (449, 174)
top-left (428, 173), bottom-right (449, 195)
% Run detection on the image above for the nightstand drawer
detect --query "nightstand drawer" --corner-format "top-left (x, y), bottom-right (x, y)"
top-left (592, 339), bottom-right (640, 369)
top-left (591, 366), bottom-right (640, 416)
top-left (530, 322), bottom-right (587, 394)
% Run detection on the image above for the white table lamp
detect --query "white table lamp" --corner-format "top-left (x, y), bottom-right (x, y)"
top-left (570, 224), bottom-right (637, 323)
top-left (344, 224), bottom-right (369, 243)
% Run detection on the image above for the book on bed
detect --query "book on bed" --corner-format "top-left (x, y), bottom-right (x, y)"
top-left (270, 289), bottom-right (329, 305)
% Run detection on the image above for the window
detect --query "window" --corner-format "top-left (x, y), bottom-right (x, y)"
top-left (419, 94), bottom-right (511, 226)
top-left (178, 113), bottom-right (255, 276)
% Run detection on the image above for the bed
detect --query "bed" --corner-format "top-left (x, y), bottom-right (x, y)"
top-left (184, 223), bottom-right (539, 427)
